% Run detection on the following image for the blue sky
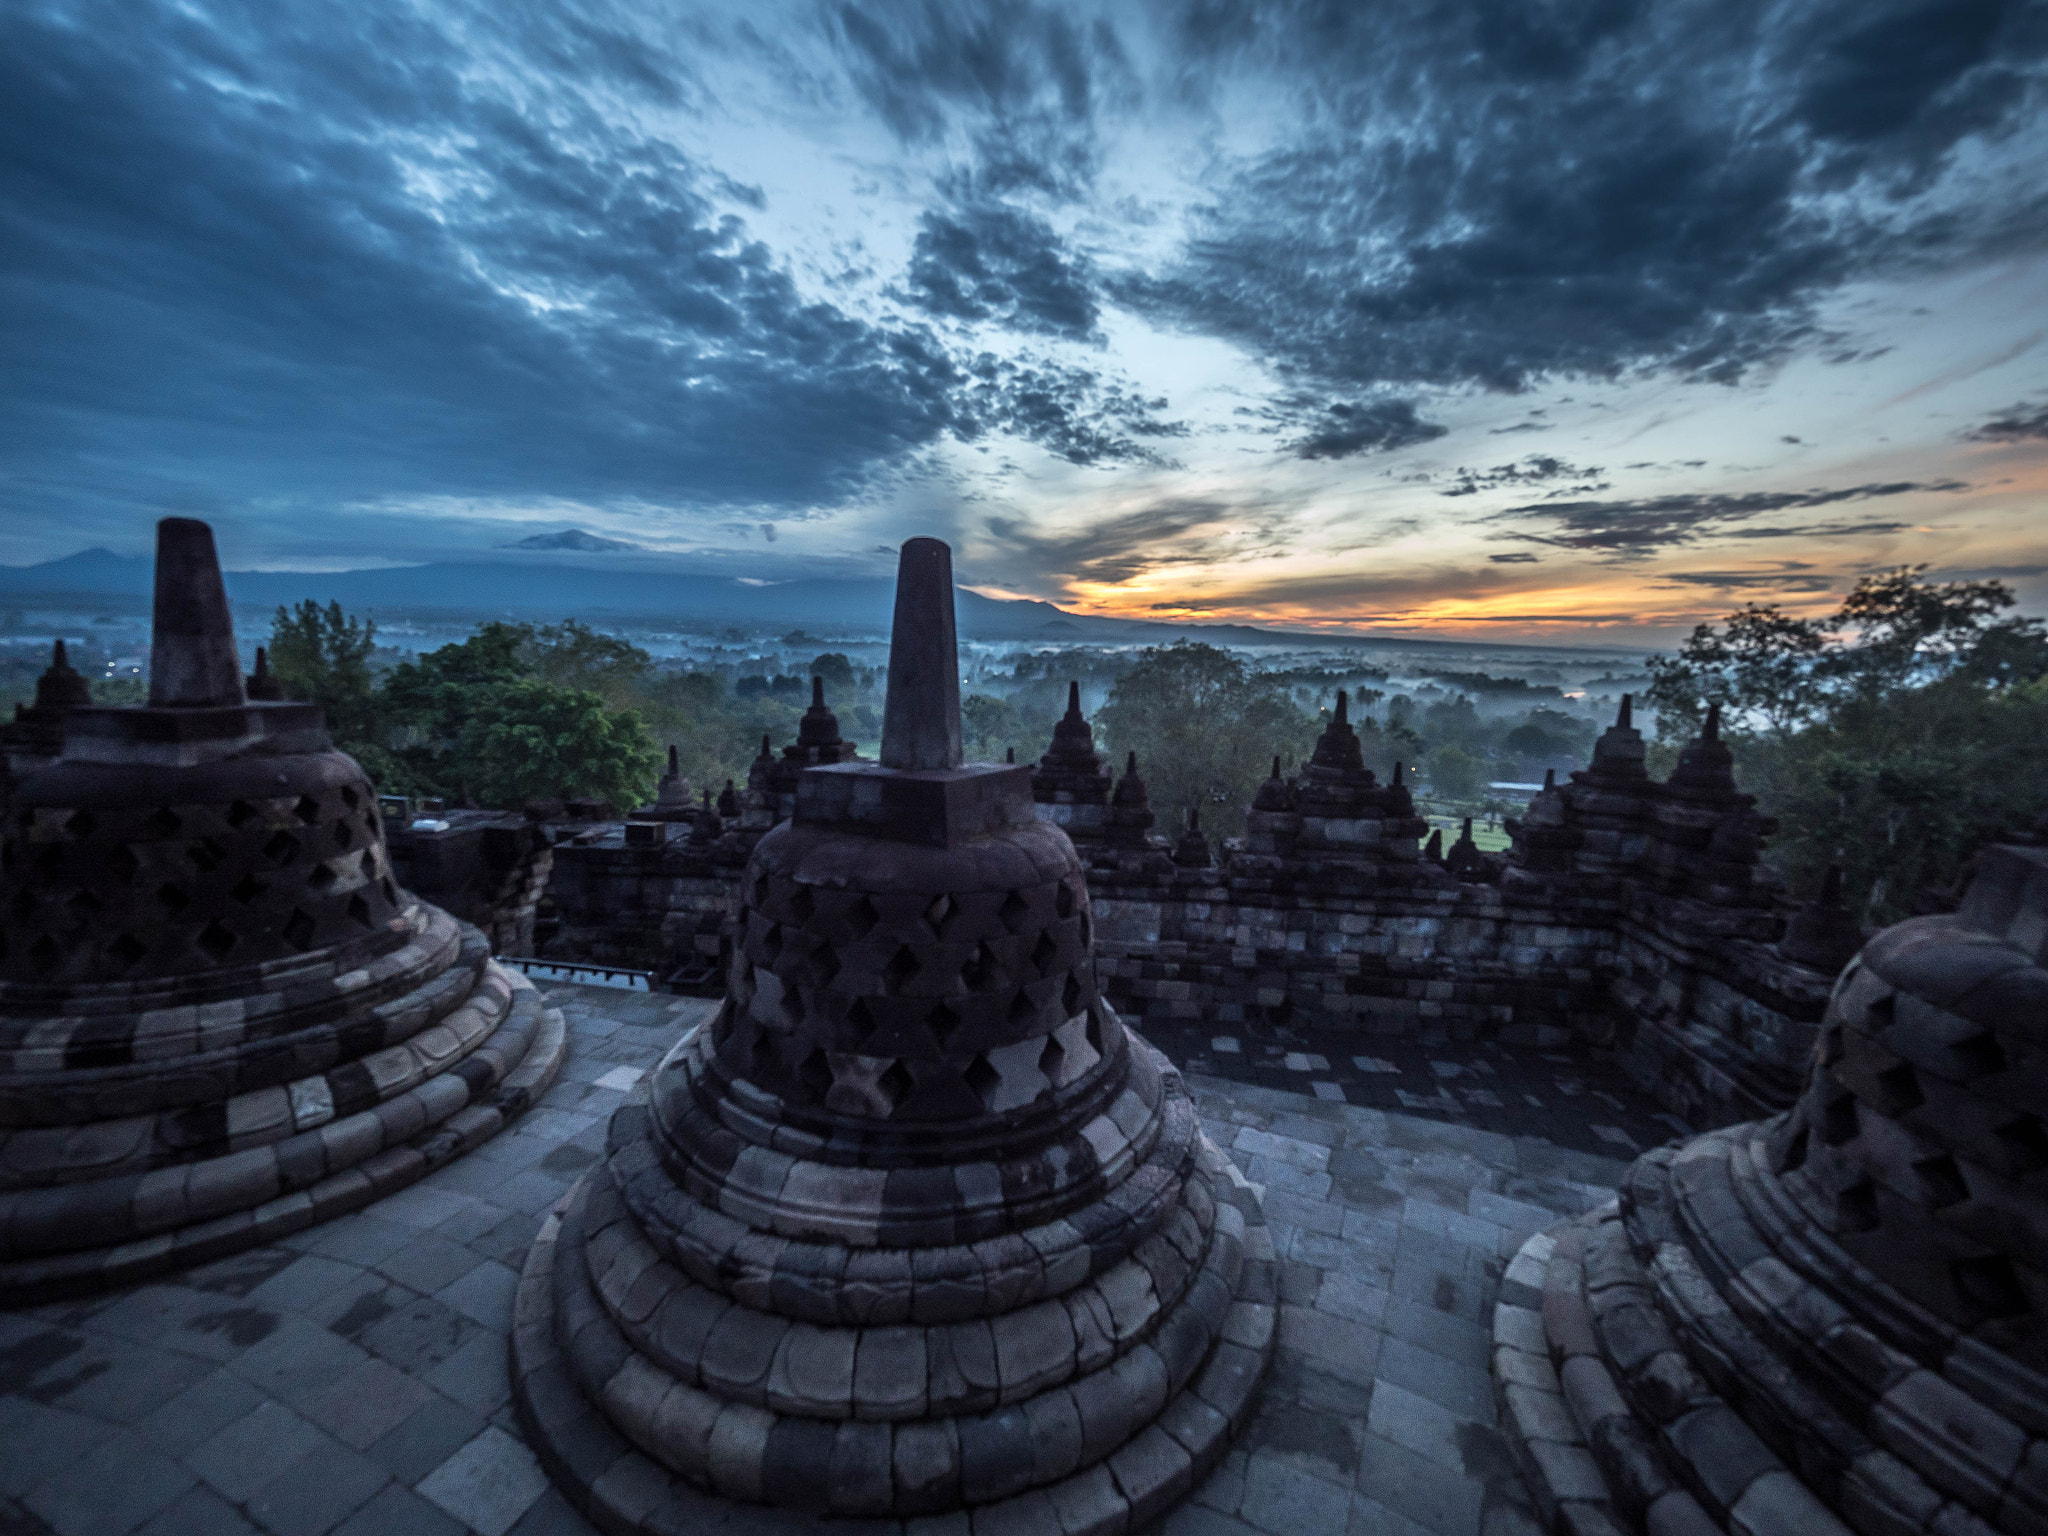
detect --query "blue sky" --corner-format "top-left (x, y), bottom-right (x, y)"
top-left (3, 0), bottom-right (2047, 641)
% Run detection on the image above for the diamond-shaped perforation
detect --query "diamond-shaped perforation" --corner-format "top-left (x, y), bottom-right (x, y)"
top-left (998, 890), bottom-right (1030, 934)
top-left (787, 885), bottom-right (816, 925)
top-left (760, 921), bottom-right (784, 966)
top-left (1952, 1254), bottom-right (2029, 1319)
top-left (878, 1060), bottom-right (914, 1110)
top-left (282, 908), bottom-right (316, 951)
top-left (64, 809), bottom-right (96, 838)
top-left (1031, 931), bottom-right (1059, 975)
top-left (1039, 1033), bottom-right (1067, 1083)
top-left (196, 921), bottom-right (237, 962)
top-left (1777, 1124), bottom-right (1809, 1174)
top-left (27, 934), bottom-right (58, 974)
top-left (108, 932), bottom-right (146, 969)
top-left (798, 1048), bottom-right (833, 1100)
top-left (845, 895), bottom-right (879, 941)
top-left (1993, 1115), bottom-right (2048, 1175)
top-left (231, 873), bottom-right (266, 904)
top-left (1056, 881), bottom-right (1076, 920)
top-left (307, 862), bottom-right (337, 892)
top-left (1820, 1025), bottom-right (1845, 1066)
top-left (927, 1004), bottom-right (962, 1052)
top-left (156, 881), bottom-right (190, 914)
top-left (809, 943), bottom-right (841, 989)
top-left (1870, 1061), bottom-right (1923, 1117)
top-left (961, 941), bottom-right (999, 992)
top-left (332, 819), bottom-right (354, 850)
top-left (1008, 990), bottom-right (1039, 1027)
top-left (143, 807), bottom-right (182, 839)
top-left (963, 1055), bottom-right (999, 1108)
top-left (1915, 1153), bottom-right (1970, 1209)
top-left (347, 894), bottom-right (372, 927)
top-left (883, 944), bottom-right (919, 994)
top-left (1063, 972), bottom-right (1084, 1014)
top-left (1950, 1032), bottom-right (2007, 1079)
top-left (1836, 1178), bottom-right (1880, 1233)
top-left (1820, 1092), bottom-right (1859, 1146)
top-left (264, 830), bottom-right (300, 865)
top-left (293, 795), bottom-right (321, 825)
top-left (106, 845), bottom-right (138, 882)
top-left (225, 800), bottom-right (256, 828)
top-left (358, 849), bottom-right (377, 879)
top-left (925, 893), bottom-right (956, 938)
top-left (380, 877), bottom-right (397, 905)
top-left (65, 889), bottom-right (104, 918)
top-left (340, 785), bottom-right (359, 809)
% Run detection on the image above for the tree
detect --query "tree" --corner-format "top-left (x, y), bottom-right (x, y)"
top-left (1641, 567), bottom-right (2048, 922)
top-left (1425, 743), bottom-right (1485, 801)
top-left (962, 694), bottom-right (1019, 761)
top-left (268, 601), bottom-right (379, 743)
top-left (519, 620), bottom-right (650, 705)
top-left (1094, 643), bottom-right (1315, 837)
top-left (456, 678), bottom-right (658, 810)
top-left (809, 653), bottom-right (857, 697)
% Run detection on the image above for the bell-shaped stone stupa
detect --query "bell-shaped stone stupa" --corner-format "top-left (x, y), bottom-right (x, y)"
top-left (512, 537), bottom-right (1275, 1533)
top-left (0, 519), bottom-right (565, 1300)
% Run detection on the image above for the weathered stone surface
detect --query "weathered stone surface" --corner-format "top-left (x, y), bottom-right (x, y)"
top-left (1493, 841), bottom-right (2048, 1535)
top-left (512, 538), bottom-right (1272, 1530)
top-left (0, 517), bottom-right (564, 1301)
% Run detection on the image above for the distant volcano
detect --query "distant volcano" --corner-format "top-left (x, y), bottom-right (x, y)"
top-left (502, 528), bottom-right (642, 552)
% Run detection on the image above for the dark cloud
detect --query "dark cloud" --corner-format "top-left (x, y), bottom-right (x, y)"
top-left (1125, 0), bottom-right (2048, 394)
top-left (1286, 399), bottom-right (1449, 459)
top-left (829, 1), bottom-right (1130, 197)
top-left (1653, 568), bottom-right (1839, 592)
top-left (1440, 456), bottom-right (1607, 498)
top-left (1964, 398), bottom-right (2048, 441)
top-left (956, 356), bottom-right (1186, 466)
top-left (905, 203), bottom-right (1099, 339)
top-left (1489, 552), bottom-right (1541, 563)
top-left (1492, 480), bottom-right (1965, 554)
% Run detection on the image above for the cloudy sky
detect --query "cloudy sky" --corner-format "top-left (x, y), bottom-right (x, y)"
top-left (4, 0), bottom-right (2047, 642)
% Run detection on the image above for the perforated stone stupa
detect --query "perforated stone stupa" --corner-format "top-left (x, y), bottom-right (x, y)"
top-left (0, 518), bottom-right (565, 1301)
top-left (513, 538), bottom-right (1275, 1533)
top-left (1492, 835), bottom-right (2048, 1535)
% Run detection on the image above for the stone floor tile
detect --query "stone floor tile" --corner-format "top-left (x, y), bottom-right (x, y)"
top-left (1375, 1337), bottom-right (1495, 1424)
top-left (1277, 1305), bottom-right (1382, 1389)
top-left (373, 1185), bottom-right (477, 1233)
top-left (1160, 1505), bottom-right (1263, 1535)
top-left (423, 1325), bottom-right (514, 1414)
top-left (1365, 1379), bottom-right (1473, 1475)
top-left (0, 1399), bottom-right (119, 1497)
top-left (1238, 1452), bottom-right (1354, 1535)
top-left (1380, 1298), bottom-right (1490, 1372)
top-left (494, 1168), bottom-right (573, 1216)
top-left (1354, 1431), bottom-right (1486, 1536)
top-left (227, 1315), bottom-right (377, 1417)
top-left (355, 1292), bottom-right (490, 1376)
top-left (244, 1436), bottom-right (390, 1536)
top-left (1346, 1492), bottom-right (1437, 1536)
top-left (591, 1065), bottom-right (644, 1092)
top-left (1466, 1190), bottom-right (1566, 1238)
top-left (182, 1401), bottom-right (331, 1502)
top-left (1401, 1199), bottom-right (1506, 1253)
top-left (298, 1354), bottom-right (437, 1449)
top-left (135, 1483), bottom-right (262, 1536)
top-left (29, 1338), bottom-right (215, 1425)
top-left (504, 1488), bottom-right (598, 1535)
top-left (1247, 1401), bottom-right (1365, 1487)
top-left (331, 1483), bottom-right (470, 1536)
top-left (376, 1232), bottom-right (488, 1296)
top-left (300, 1214), bottom-right (416, 1268)
top-left (134, 1367), bottom-right (267, 1457)
top-left (467, 1211), bottom-right (545, 1271)
top-left (22, 1432), bottom-right (195, 1536)
top-left (364, 1393), bottom-right (490, 1486)
top-left (437, 1259), bottom-right (521, 1330)
top-left (416, 1427), bottom-right (551, 1536)
top-left (246, 1255), bottom-right (366, 1314)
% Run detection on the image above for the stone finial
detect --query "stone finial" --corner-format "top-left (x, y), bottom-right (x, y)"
top-left (1617, 692), bottom-right (1632, 729)
top-left (148, 518), bottom-right (246, 709)
top-left (244, 645), bottom-right (287, 701)
top-left (34, 638), bottom-right (92, 711)
top-left (1780, 862), bottom-right (1863, 974)
top-left (1444, 816), bottom-right (1489, 880)
top-left (879, 537), bottom-right (962, 771)
top-left (1543, 767), bottom-right (1556, 790)
top-left (795, 675), bottom-right (843, 750)
top-left (1392, 760), bottom-right (1405, 786)
top-left (717, 778), bottom-right (740, 818)
top-left (1173, 806), bottom-right (1213, 869)
top-left (1114, 750), bottom-right (1147, 805)
top-left (1252, 755), bottom-right (1291, 812)
top-left (1702, 701), bottom-right (1721, 741)
top-left (1006, 746), bottom-right (1015, 763)
top-left (668, 744), bottom-right (680, 775)
top-left (1424, 828), bottom-right (1444, 862)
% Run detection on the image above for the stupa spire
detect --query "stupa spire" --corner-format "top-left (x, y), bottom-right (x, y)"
top-left (148, 518), bottom-right (245, 709)
top-left (879, 537), bottom-right (962, 771)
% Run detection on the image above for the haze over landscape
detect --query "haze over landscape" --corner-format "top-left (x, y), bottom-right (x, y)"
top-left (4, 0), bottom-right (2047, 644)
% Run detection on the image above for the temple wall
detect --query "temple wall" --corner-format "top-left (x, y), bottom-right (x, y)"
top-left (384, 810), bottom-right (553, 957)
top-left (539, 829), bottom-right (737, 985)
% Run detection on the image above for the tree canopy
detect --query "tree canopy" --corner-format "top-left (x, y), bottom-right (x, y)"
top-left (1094, 642), bottom-right (1316, 837)
top-left (1644, 566), bottom-right (2048, 922)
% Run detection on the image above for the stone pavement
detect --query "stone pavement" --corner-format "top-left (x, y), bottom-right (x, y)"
top-left (1, 983), bottom-right (1639, 1536)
